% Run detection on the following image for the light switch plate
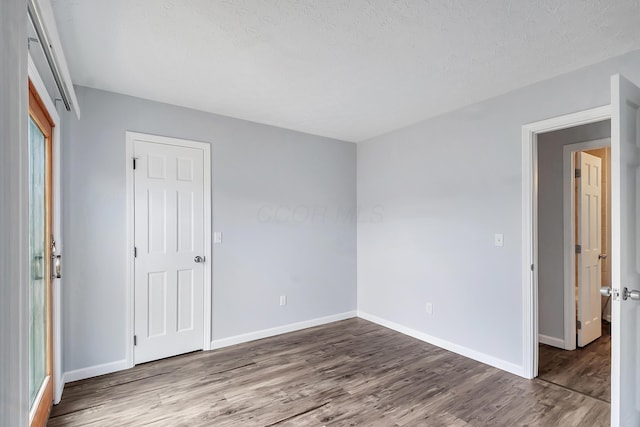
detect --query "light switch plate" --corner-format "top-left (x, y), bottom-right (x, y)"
top-left (214, 231), bottom-right (222, 244)
top-left (494, 233), bottom-right (504, 247)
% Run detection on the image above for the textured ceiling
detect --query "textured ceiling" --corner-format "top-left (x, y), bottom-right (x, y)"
top-left (51, 0), bottom-right (640, 142)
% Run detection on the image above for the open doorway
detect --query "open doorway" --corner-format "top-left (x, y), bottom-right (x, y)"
top-left (536, 120), bottom-right (611, 402)
top-left (524, 76), bottom-right (640, 426)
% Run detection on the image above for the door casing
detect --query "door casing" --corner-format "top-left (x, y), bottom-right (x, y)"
top-left (521, 104), bottom-right (612, 379)
top-left (125, 131), bottom-right (212, 368)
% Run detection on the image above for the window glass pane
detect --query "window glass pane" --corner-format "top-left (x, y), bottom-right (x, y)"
top-left (29, 116), bottom-right (46, 407)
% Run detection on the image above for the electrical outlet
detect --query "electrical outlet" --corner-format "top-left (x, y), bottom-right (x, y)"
top-left (425, 302), bottom-right (433, 315)
top-left (279, 295), bottom-right (287, 306)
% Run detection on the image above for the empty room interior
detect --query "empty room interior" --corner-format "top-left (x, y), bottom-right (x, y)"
top-left (3, 1), bottom-right (640, 426)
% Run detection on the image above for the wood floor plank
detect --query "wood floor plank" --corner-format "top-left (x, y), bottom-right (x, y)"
top-left (49, 318), bottom-right (610, 426)
top-left (538, 323), bottom-right (611, 402)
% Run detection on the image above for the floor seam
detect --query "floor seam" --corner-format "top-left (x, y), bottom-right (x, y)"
top-left (534, 377), bottom-right (610, 404)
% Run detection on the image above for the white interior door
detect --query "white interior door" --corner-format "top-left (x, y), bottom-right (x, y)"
top-left (611, 74), bottom-right (640, 426)
top-left (134, 140), bottom-right (205, 364)
top-left (576, 152), bottom-right (603, 347)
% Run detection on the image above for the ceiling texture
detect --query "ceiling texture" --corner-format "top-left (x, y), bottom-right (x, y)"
top-left (51, 0), bottom-right (640, 142)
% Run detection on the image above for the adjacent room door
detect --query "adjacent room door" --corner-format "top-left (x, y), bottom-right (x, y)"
top-left (28, 82), bottom-right (54, 427)
top-left (133, 139), bottom-right (206, 364)
top-left (576, 152), bottom-right (602, 347)
top-left (610, 74), bottom-right (640, 426)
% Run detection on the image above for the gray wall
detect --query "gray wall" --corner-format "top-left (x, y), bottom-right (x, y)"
top-left (357, 49), bottom-right (640, 368)
top-left (537, 121), bottom-right (611, 342)
top-left (62, 86), bottom-right (357, 373)
top-left (0, 1), bottom-right (28, 425)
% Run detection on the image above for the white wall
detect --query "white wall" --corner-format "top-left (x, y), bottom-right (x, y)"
top-left (537, 121), bottom-right (611, 343)
top-left (0, 1), bottom-right (29, 425)
top-left (61, 86), bottom-right (357, 375)
top-left (357, 49), bottom-right (640, 371)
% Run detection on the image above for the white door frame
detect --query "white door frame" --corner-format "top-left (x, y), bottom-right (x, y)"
top-left (562, 138), bottom-right (610, 351)
top-left (125, 131), bottom-right (212, 368)
top-left (27, 54), bottom-right (64, 404)
top-left (521, 105), bottom-right (611, 379)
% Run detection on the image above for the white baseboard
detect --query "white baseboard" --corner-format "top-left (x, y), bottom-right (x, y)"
top-left (54, 373), bottom-right (65, 404)
top-left (539, 334), bottom-right (566, 349)
top-left (211, 311), bottom-right (357, 350)
top-left (357, 311), bottom-right (525, 378)
top-left (61, 310), bottom-right (526, 391)
top-left (61, 312), bottom-right (357, 386)
top-left (63, 359), bottom-right (129, 384)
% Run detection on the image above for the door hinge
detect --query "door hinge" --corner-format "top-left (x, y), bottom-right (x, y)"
top-left (577, 320), bottom-right (582, 330)
top-left (132, 158), bottom-right (137, 170)
top-left (134, 335), bottom-right (137, 346)
top-left (575, 168), bottom-right (581, 178)
top-left (575, 244), bottom-right (581, 254)
top-left (531, 264), bottom-right (534, 272)
top-left (134, 247), bottom-right (137, 258)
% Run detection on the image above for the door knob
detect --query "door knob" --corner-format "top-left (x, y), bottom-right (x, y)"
top-left (623, 287), bottom-right (640, 301)
top-left (599, 253), bottom-right (608, 260)
top-left (194, 256), bottom-right (205, 263)
top-left (600, 287), bottom-right (612, 297)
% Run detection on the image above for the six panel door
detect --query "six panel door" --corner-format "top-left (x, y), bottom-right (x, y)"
top-left (134, 140), bottom-right (205, 364)
top-left (576, 151), bottom-right (602, 347)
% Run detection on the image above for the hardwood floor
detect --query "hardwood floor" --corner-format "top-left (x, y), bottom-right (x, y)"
top-left (538, 323), bottom-right (611, 403)
top-left (49, 319), bottom-right (609, 426)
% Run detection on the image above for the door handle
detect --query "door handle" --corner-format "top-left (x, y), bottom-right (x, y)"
top-left (52, 254), bottom-right (62, 279)
top-left (600, 286), bottom-right (612, 297)
top-left (623, 287), bottom-right (640, 301)
top-left (599, 253), bottom-right (608, 260)
top-left (194, 256), bottom-right (205, 263)
top-left (50, 238), bottom-right (61, 279)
